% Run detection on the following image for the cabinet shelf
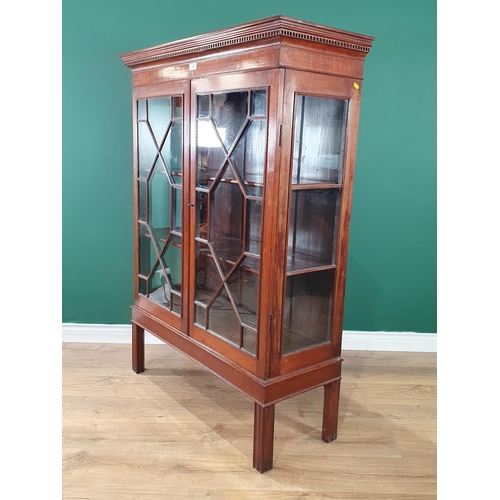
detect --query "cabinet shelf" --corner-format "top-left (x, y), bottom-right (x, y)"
top-left (287, 262), bottom-right (336, 276)
top-left (197, 172), bottom-right (264, 193)
top-left (141, 167), bottom-right (182, 179)
top-left (138, 273), bottom-right (181, 289)
top-left (286, 252), bottom-right (336, 275)
top-left (282, 327), bottom-right (330, 355)
top-left (291, 182), bottom-right (342, 190)
top-left (212, 176), bottom-right (263, 190)
top-left (143, 227), bottom-right (182, 246)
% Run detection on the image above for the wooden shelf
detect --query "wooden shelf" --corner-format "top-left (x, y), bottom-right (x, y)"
top-left (144, 227), bottom-right (183, 247)
top-left (286, 253), bottom-right (336, 275)
top-left (291, 182), bottom-right (342, 190)
top-left (203, 172), bottom-right (264, 191)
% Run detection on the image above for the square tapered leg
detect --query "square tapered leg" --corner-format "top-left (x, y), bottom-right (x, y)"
top-left (253, 403), bottom-right (275, 473)
top-left (322, 379), bottom-right (341, 442)
top-left (132, 322), bottom-right (145, 374)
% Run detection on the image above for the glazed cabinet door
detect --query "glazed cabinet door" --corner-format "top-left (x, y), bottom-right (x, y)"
top-left (133, 81), bottom-right (190, 333)
top-left (272, 70), bottom-right (363, 376)
top-left (189, 70), bottom-right (282, 376)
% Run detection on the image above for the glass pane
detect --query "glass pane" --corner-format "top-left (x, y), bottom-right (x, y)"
top-left (292, 96), bottom-right (348, 184)
top-left (242, 254), bottom-right (260, 273)
top-left (212, 92), bottom-right (248, 151)
top-left (196, 190), bottom-right (209, 240)
top-left (171, 293), bottom-right (181, 315)
top-left (197, 94), bottom-right (210, 118)
top-left (137, 122), bottom-right (157, 179)
top-left (149, 260), bottom-right (171, 308)
top-left (196, 120), bottom-right (226, 188)
top-left (230, 120), bottom-right (266, 196)
top-left (287, 189), bottom-right (340, 272)
top-left (226, 262), bottom-right (259, 331)
top-left (162, 120), bottom-right (182, 184)
top-left (138, 180), bottom-right (147, 222)
top-left (194, 241), bottom-right (243, 345)
top-left (242, 328), bottom-right (257, 356)
top-left (137, 99), bottom-right (147, 120)
top-left (246, 199), bottom-right (262, 255)
top-left (219, 161), bottom-right (238, 183)
top-left (251, 90), bottom-right (267, 116)
top-left (172, 187), bottom-right (182, 233)
top-left (195, 304), bottom-right (207, 329)
top-left (148, 97), bottom-right (171, 145)
top-left (161, 235), bottom-right (182, 294)
top-left (173, 96), bottom-right (183, 118)
top-left (218, 258), bottom-right (235, 280)
top-left (138, 223), bottom-right (155, 277)
top-left (194, 242), bottom-right (223, 306)
top-left (148, 159), bottom-right (171, 252)
top-left (282, 269), bottom-right (334, 355)
top-left (208, 287), bottom-right (241, 346)
top-left (139, 277), bottom-right (147, 296)
top-left (211, 178), bottom-right (244, 263)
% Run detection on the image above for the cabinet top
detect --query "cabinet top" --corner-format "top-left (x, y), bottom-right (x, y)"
top-left (119, 15), bottom-right (374, 68)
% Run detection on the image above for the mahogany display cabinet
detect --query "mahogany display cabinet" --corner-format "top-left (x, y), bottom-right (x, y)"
top-left (119, 15), bottom-right (373, 472)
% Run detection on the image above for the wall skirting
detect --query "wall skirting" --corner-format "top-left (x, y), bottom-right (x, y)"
top-left (62, 323), bottom-right (436, 352)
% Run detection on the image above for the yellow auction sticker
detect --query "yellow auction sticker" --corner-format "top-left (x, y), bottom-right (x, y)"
top-left (353, 82), bottom-right (359, 90)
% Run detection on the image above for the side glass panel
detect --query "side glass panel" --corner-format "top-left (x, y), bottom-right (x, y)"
top-left (282, 94), bottom-right (347, 355)
top-left (194, 89), bottom-right (267, 356)
top-left (282, 269), bottom-right (334, 353)
top-left (136, 96), bottom-right (183, 316)
top-left (292, 96), bottom-right (348, 185)
top-left (287, 189), bottom-right (340, 273)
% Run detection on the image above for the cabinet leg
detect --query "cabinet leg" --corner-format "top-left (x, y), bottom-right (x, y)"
top-left (253, 403), bottom-right (275, 473)
top-left (132, 322), bottom-right (145, 374)
top-left (322, 379), bottom-right (341, 442)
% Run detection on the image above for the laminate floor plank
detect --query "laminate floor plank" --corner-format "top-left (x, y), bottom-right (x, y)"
top-left (63, 343), bottom-right (436, 499)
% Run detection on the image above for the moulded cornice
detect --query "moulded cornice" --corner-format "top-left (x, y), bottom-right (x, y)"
top-left (119, 15), bottom-right (374, 67)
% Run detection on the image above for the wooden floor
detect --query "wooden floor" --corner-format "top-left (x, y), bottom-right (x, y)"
top-left (62, 343), bottom-right (436, 499)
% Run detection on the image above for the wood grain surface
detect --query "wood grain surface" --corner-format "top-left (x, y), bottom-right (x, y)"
top-left (62, 343), bottom-right (436, 499)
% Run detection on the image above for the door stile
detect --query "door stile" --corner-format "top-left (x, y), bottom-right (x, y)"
top-left (255, 68), bottom-right (285, 381)
top-left (269, 68), bottom-right (292, 379)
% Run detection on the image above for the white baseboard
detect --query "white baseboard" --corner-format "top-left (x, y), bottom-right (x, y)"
top-left (62, 323), bottom-right (436, 352)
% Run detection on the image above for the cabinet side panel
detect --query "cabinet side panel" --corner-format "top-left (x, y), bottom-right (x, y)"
top-left (272, 70), bottom-right (364, 375)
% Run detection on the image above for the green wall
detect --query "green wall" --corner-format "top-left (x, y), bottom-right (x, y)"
top-left (62, 0), bottom-right (436, 333)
